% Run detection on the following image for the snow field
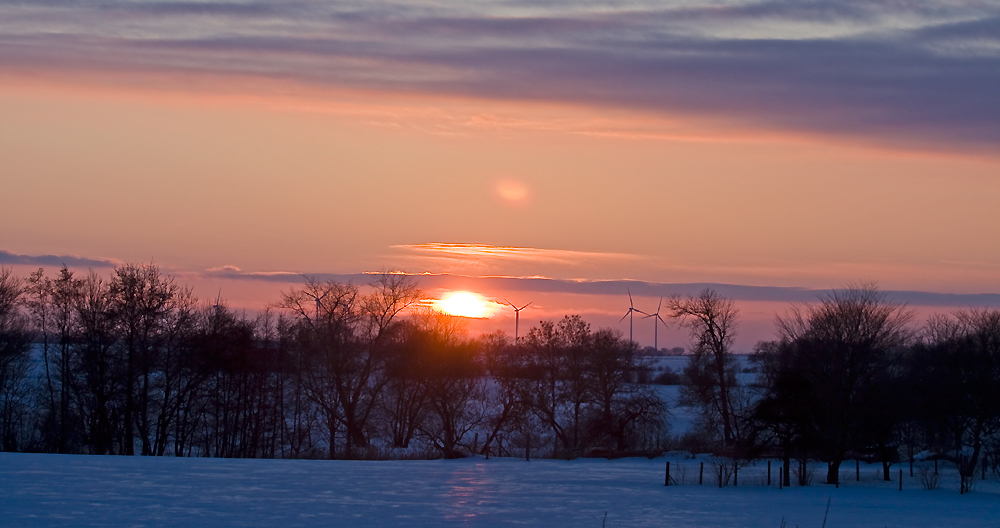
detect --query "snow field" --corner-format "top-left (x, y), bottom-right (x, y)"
top-left (1, 452), bottom-right (997, 528)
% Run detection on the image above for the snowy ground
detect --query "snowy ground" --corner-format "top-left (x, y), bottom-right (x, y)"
top-left (2, 453), bottom-right (997, 527)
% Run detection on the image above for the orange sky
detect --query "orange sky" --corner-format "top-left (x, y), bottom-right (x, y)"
top-left (2, 0), bottom-right (1000, 349)
top-left (3, 77), bottom-right (999, 290)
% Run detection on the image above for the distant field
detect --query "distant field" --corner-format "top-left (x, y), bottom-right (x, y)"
top-left (2, 452), bottom-right (997, 527)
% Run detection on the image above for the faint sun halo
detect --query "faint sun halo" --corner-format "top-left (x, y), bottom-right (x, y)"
top-left (494, 179), bottom-right (531, 207)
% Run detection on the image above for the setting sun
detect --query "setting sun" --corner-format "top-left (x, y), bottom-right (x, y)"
top-left (436, 291), bottom-right (493, 318)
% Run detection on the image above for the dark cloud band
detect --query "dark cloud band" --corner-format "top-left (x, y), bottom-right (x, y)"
top-left (0, 249), bottom-right (117, 269)
top-left (1, 0), bottom-right (997, 152)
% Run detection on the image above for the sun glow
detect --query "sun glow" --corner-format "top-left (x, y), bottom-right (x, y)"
top-left (436, 291), bottom-right (493, 318)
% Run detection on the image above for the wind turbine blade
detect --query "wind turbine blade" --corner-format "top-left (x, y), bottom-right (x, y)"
top-left (619, 312), bottom-right (631, 323)
top-left (657, 297), bottom-right (663, 314)
top-left (628, 288), bottom-right (634, 307)
top-left (520, 302), bottom-right (533, 310)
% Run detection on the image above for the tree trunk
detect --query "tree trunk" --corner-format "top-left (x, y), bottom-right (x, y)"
top-left (827, 459), bottom-right (841, 485)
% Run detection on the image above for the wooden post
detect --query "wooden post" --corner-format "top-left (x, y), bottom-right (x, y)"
top-left (665, 461), bottom-right (671, 486)
top-left (473, 433), bottom-right (478, 455)
top-left (699, 462), bottom-right (704, 485)
top-left (779, 466), bottom-right (783, 489)
top-left (767, 460), bottom-right (771, 486)
top-left (718, 466), bottom-right (723, 488)
top-left (856, 459), bottom-right (860, 481)
top-left (899, 469), bottom-right (903, 491)
top-left (734, 466), bottom-right (738, 486)
top-left (485, 444), bottom-right (490, 460)
top-left (526, 437), bottom-right (530, 462)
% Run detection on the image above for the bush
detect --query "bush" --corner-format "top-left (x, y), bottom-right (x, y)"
top-left (917, 464), bottom-right (940, 490)
top-left (652, 368), bottom-right (683, 385)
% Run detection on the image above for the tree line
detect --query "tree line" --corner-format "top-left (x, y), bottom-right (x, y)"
top-left (0, 265), bottom-right (663, 460)
top-left (673, 286), bottom-right (1000, 494)
top-left (1, 265), bottom-right (998, 494)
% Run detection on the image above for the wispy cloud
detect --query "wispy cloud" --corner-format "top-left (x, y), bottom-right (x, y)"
top-left (1, 0), bottom-right (997, 152)
top-left (393, 243), bottom-right (639, 268)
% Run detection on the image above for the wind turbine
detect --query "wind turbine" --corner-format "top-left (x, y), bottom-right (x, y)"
top-left (643, 297), bottom-right (669, 352)
top-left (505, 299), bottom-right (532, 344)
top-left (303, 290), bottom-right (329, 325)
top-left (619, 289), bottom-right (647, 344)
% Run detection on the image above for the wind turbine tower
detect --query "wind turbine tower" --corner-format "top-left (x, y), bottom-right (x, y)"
top-left (303, 290), bottom-right (329, 325)
top-left (619, 289), bottom-right (647, 344)
top-left (505, 299), bottom-right (532, 343)
top-left (643, 297), bottom-right (669, 352)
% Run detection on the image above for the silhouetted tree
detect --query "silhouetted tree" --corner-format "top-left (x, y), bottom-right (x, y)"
top-left (109, 263), bottom-right (178, 455)
top-left (909, 309), bottom-right (1000, 493)
top-left (587, 328), bottom-right (664, 450)
top-left (0, 268), bottom-right (32, 451)
top-left (73, 271), bottom-right (119, 454)
top-left (25, 268), bottom-right (57, 449)
top-left (410, 311), bottom-right (484, 458)
top-left (773, 283), bottom-right (912, 485)
top-left (667, 289), bottom-right (739, 447)
top-left (478, 331), bottom-right (532, 457)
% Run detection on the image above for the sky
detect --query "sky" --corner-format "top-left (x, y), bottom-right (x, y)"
top-left (2, 0), bottom-right (999, 350)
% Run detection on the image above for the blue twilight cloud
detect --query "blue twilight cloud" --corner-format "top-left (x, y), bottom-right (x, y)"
top-left (0, 249), bottom-right (117, 269)
top-left (203, 267), bottom-right (1000, 308)
top-left (0, 0), bottom-right (997, 152)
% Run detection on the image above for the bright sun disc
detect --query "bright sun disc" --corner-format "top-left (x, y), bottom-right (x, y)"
top-left (437, 291), bottom-right (491, 318)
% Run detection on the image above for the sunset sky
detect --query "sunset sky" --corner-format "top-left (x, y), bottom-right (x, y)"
top-left (2, 0), bottom-right (999, 350)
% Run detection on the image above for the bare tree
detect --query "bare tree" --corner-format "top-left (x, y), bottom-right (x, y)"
top-left (50, 266), bottom-right (83, 452)
top-left (667, 289), bottom-right (739, 447)
top-left (0, 268), bottom-right (32, 451)
top-left (281, 273), bottom-right (421, 458)
top-left (108, 263), bottom-right (179, 455)
top-left (478, 331), bottom-right (532, 457)
top-left (774, 283), bottom-right (913, 485)
top-left (909, 308), bottom-right (1000, 493)
top-left (24, 269), bottom-right (57, 448)
top-left (73, 271), bottom-right (119, 454)
top-left (587, 328), bottom-right (665, 451)
top-left (409, 311), bottom-right (484, 458)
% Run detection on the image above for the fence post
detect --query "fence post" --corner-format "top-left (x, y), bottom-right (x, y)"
top-left (899, 469), bottom-right (903, 491)
top-left (856, 459), bottom-right (860, 481)
top-left (768, 460), bottom-right (771, 486)
top-left (734, 466), bottom-right (738, 486)
top-left (699, 461), bottom-right (704, 485)
top-left (665, 461), bottom-right (671, 486)
top-left (778, 466), bottom-right (783, 489)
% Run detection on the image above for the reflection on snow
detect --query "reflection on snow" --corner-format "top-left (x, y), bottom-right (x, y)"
top-left (444, 463), bottom-right (494, 521)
